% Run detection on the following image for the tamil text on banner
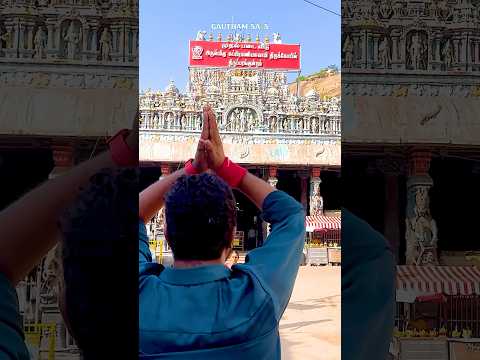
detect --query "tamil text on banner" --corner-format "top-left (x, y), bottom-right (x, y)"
top-left (189, 40), bottom-right (300, 70)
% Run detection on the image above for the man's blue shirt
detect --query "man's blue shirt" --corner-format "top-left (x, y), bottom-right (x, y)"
top-left (139, 190), bottom-right (305, 359)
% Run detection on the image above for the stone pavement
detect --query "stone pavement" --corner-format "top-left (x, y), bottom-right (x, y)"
top-left (280, 266), bottom-right (341, 360)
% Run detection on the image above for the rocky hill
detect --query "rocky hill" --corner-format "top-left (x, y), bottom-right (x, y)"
top-left (288, 72), bottom-right (340, 99)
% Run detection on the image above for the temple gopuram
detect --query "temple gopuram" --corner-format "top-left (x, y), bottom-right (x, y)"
top-left (139, 31), bottom-right (341, 262)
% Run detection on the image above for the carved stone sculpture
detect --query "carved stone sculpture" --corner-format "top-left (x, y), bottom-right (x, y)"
top-left (40, 245), bottom-right (61, 305)
top-left (99, 27), bottom-right (112, 61)
top-left (64, 21), bottom-right (81, 60)
top-left (33, 27), bottom-right (46, 59)
top-left (272, 32), bottom-right (282, 44)
top-left (0, 30), bottom-right (8, 53)
top-left (442, 38), bottom-right (453, 68)
top-left (378, 36), bottom-right (391, 68)
top-left (195, 30), bottom-right (206, 41)
top-left (405, 185), bottom-right (438, 265)
top-left (343, 35), bottom-right (354, 68)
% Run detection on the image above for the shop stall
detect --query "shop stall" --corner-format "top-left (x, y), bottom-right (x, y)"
top-left (305, 215), bottom-right (341, 265)
top-left (390, 265), bottom-right (480, 360)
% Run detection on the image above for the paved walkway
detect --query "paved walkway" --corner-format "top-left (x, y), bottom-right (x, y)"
top-left (280, 266), bottom-right (341, 360)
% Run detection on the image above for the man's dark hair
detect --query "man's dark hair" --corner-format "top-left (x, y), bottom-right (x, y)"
top-left (59, 168), bottom-right (138, 359)
top-left (165, 173), bottom-right (237, 260)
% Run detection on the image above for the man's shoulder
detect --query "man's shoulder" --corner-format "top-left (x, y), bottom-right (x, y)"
top-left (342, 209), bottom-right (393, 264)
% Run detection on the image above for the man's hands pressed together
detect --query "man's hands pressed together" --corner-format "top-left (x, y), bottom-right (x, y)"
top-left (191, 106), bottom-right (212, 173)
top-left (140, 104), bottom-right (276, 223)
top-left (199, 106), bottom-right (226, 171)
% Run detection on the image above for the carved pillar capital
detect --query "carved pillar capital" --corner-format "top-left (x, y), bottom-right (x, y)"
top-left (408, 149), bottom-right (432, 177)
top-left (160, 163), bottom-right (171, 177)
top-left (49, 143), bottom-right (74, 178)
top-left (311, 167), bottom-right (321, 178)
top-left (268, 165), bottom-right (277, 179)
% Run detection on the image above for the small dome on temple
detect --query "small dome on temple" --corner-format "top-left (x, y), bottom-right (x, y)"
top-left (207, 84), bottom-right (220, 94)
top-left (267, 86), bottom-right (279, 96)
top-left (306, 89), bottom-right (319, 98)
top-left (164, 80), bottom-right (179, 94)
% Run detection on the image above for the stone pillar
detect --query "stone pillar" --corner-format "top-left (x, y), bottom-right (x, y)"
top-left (361, 31), bottom-right (368, 67)
top-left (459, 36), bottom-right (466, 65)
top-left (399, 35), bottom-right (406, 69)
top-left (111, 25), bottom-right (119, 61)
top-left (265, 166), bottom-right (278, 236)
top-left (19, 23), bottom-right (26, 51)
top-left (90, 26), bottom-right (98, 56)
top-left (4, 24), bottom-right (16, 58)
top-left (373, 35), bottom-right (379, 64)
top-left (310, 168), bottom-right (322, 216)
top-left (49, 144), bottom-right (74, 179)
top-left (299, 171), bottom-right (309, 212)
top-left (453, 38), bottom-right (460, 64)
top-left (405, 150), bottom-right (438, 265)
top-left (47, 24), bottom-right (54, 51)
top-left (267, 166), bottom-right (278, 188)
top-left (132, 28), bottom-right (138, 60)
top-left (80, 26), bottom-right (87, 61)
top-left (27, 25), bottom-right (34, 50)
top-left (378, 158), bottom-right (403, 263)
top-left (366, 33), bottom-right (373, 68)
top-left (119, 25), bottom-right (125, 61)
top-left (160, 163), bottom-right (171, 177)
top-left (474, 40), bottom-right (479, 64)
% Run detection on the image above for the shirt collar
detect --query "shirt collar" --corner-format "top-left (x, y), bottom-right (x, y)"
top-left (159, 264), bottom-right (231, 285)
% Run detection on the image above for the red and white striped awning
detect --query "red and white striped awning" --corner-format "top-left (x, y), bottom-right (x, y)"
top-left (396, 265), bottom-right (480, 303)
top-left (305, 215), bottom-right (341, 233)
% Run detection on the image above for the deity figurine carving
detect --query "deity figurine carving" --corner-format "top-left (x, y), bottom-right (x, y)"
top-left (195, 30), bottom-right (206, 41)
top-left (309, 180), bottom-right (323, 215)
top-left (409, 33), bottom-right (425, 70)
top-left (405, 186), bottom-right (438, 264)
top-left (40, 245), bottom-right (61, 305)
top-left (378, 36), bottom-right (391, 68)
top-left (64, 21), bottom-right (81, 60)
top-left (99, 27), bottom-right (112, 61)
top-left (0, 28), bottom-right (10, 52)
top-left (239, 108), bottom-right (246, 131)
top-left (33, 27), bottom-right (46, 59)
top-left (343, 35), bottom-right (354, 68)
top-left (442, 38), bottom-right (453, 68)
top-left (272, 32), bottom-right (282, 44)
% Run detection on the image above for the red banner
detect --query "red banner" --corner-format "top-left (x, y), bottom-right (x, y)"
top-left (189, 40), bottom-right (300, 70)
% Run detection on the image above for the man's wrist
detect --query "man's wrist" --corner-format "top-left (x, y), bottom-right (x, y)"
top-left (107, 129), bottom-right (137, 167)
top-left (184, 159), bottom-right (201, 175)
top-left (214, 157), bottom-right (247, 188)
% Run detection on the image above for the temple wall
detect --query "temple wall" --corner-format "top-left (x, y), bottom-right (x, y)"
top-left (140, 136), bottom-right (340, 166)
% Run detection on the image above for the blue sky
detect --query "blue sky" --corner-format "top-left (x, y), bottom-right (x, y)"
top-left (140, 0), bottom-right (340, 91)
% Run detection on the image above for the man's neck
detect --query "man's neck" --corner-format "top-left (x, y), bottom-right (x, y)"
top-left (173, 258), bottom-right (225, 269)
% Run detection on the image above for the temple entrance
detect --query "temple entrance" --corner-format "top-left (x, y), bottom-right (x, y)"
top-left (0, 148), bottom-right (53, 210)
top-left (319, 170), bottom-right (341, 212)
top-left (277, 169), bottom-right (302, 202)
top-left (430, 156), bottom-right (480, 252)
top-left (341, 155), bottom-right (386, 233)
